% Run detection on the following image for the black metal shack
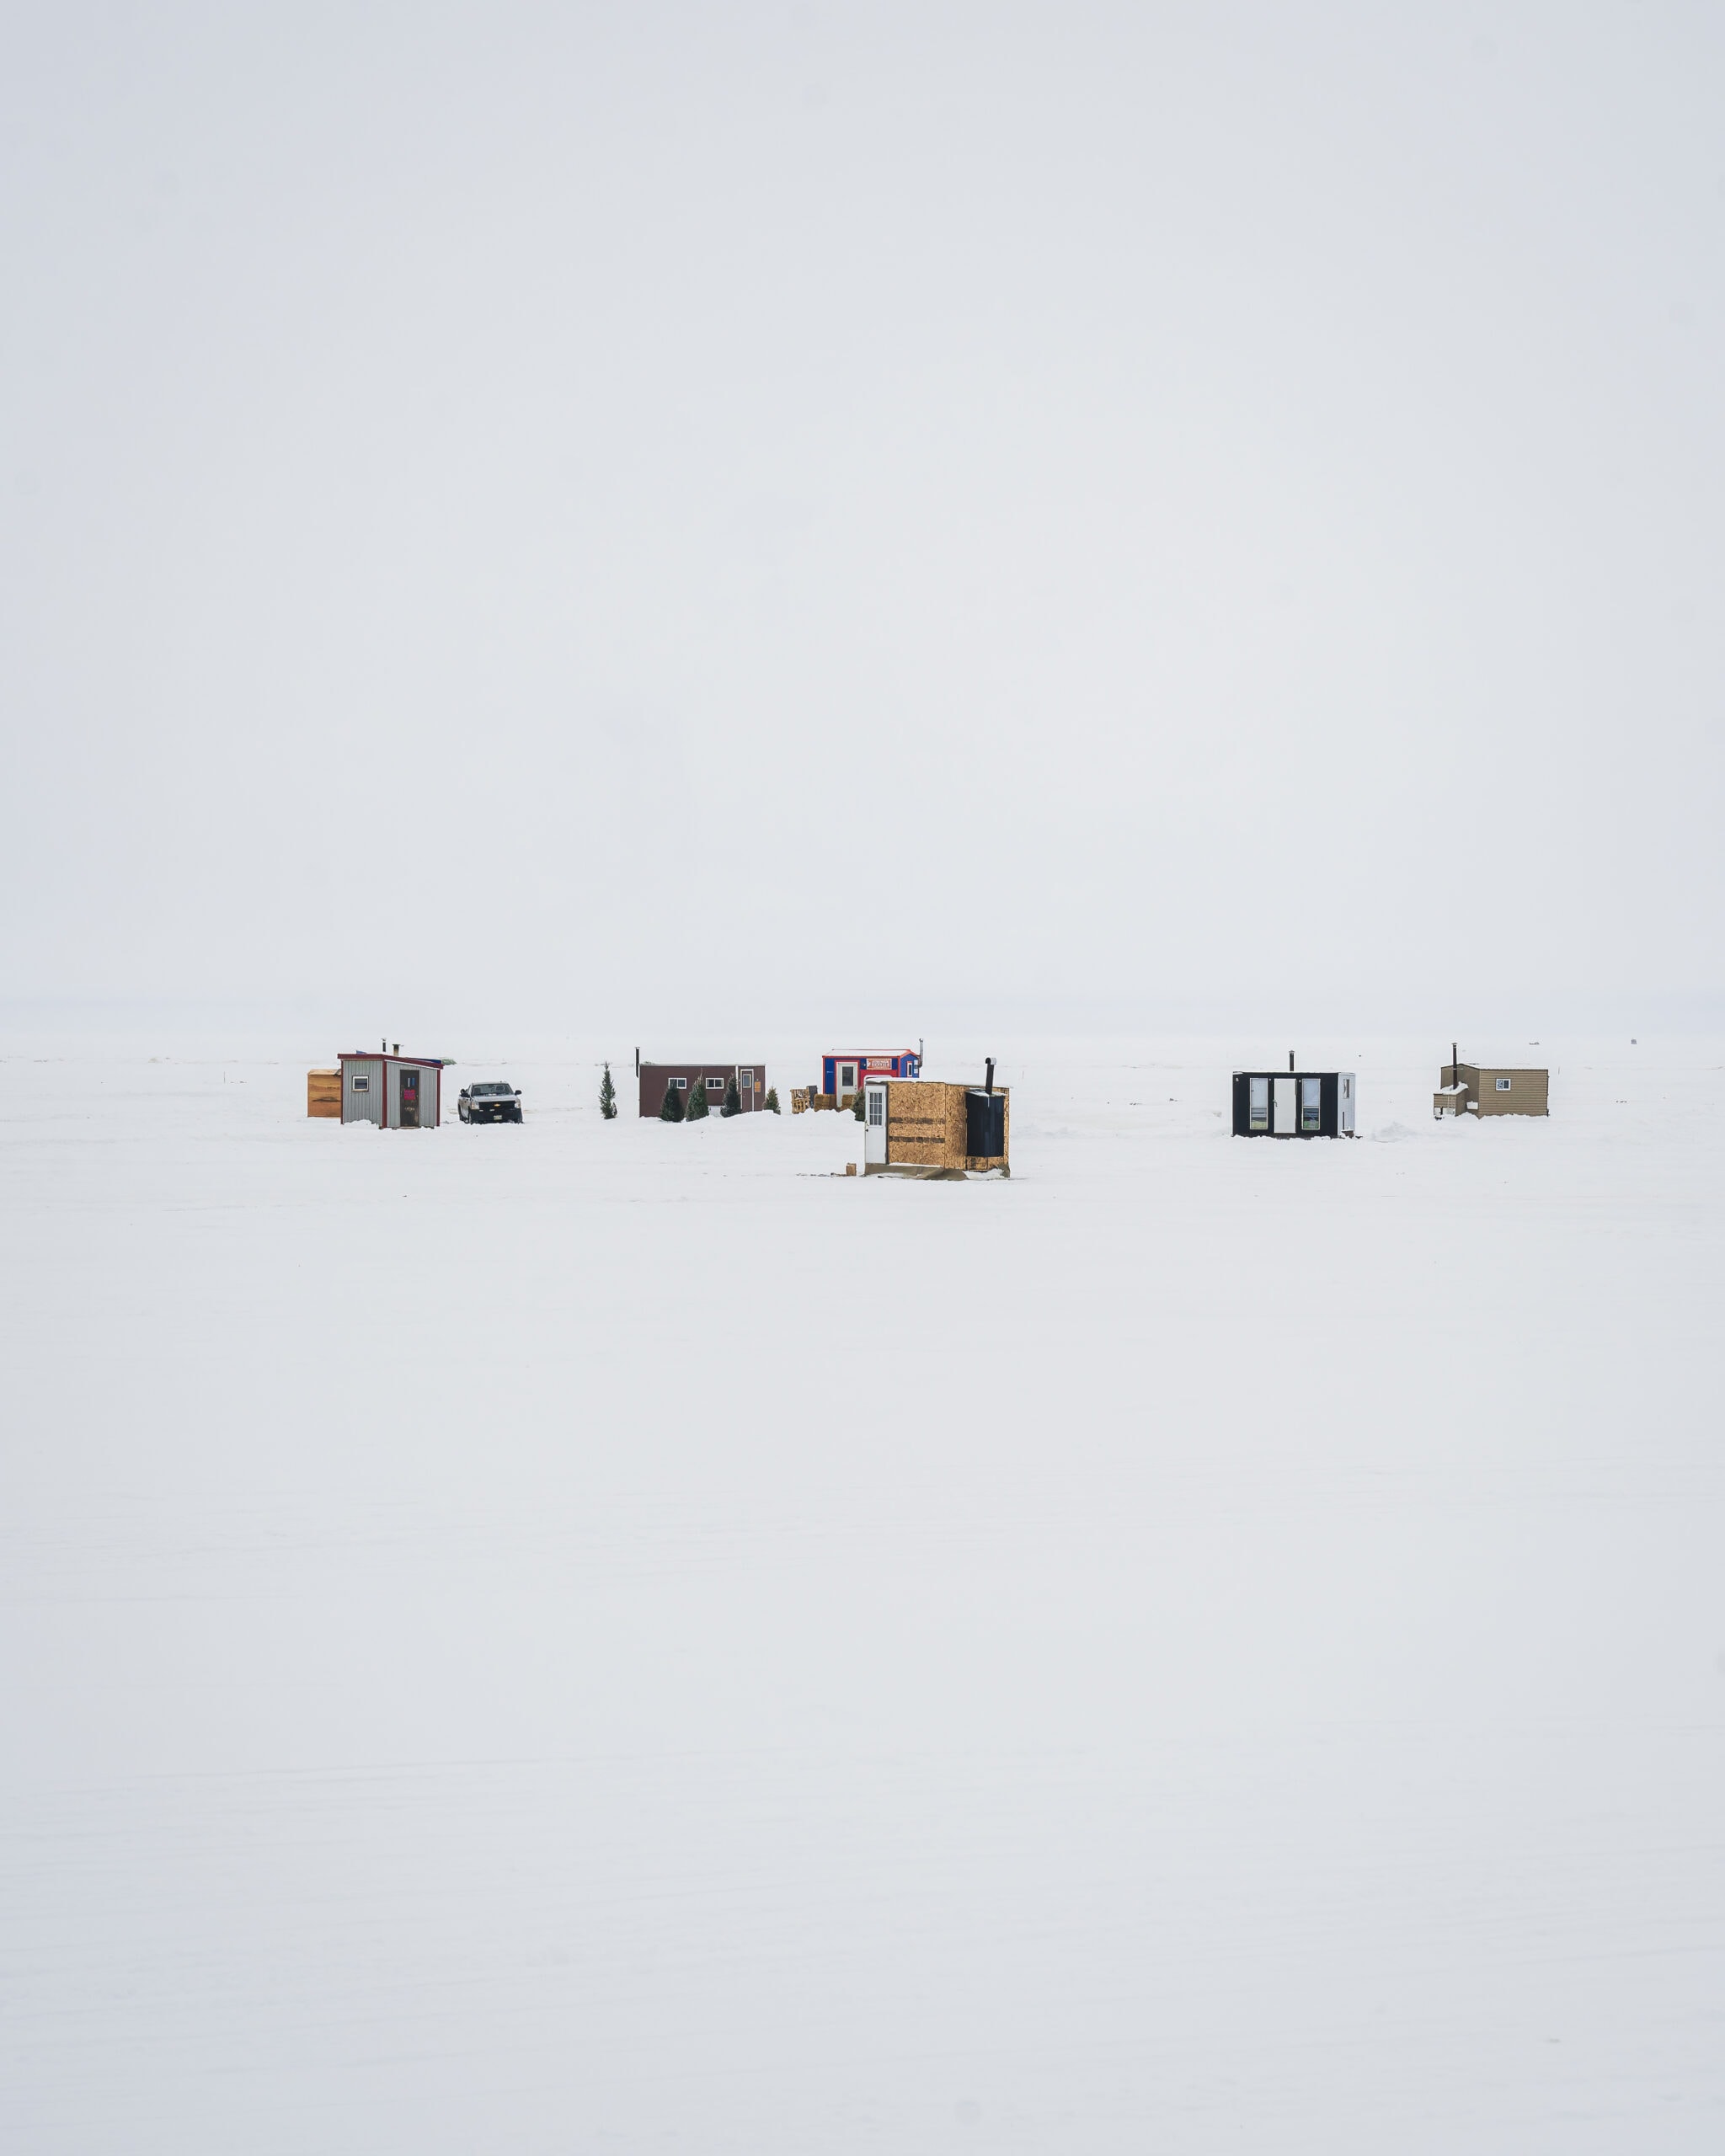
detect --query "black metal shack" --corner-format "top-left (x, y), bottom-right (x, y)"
top-left (1231, 1057), bottom-right (1356, 1139)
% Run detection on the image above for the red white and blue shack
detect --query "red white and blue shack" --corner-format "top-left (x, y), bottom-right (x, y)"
top-left (822, 1049), bottom-right (921, 1102)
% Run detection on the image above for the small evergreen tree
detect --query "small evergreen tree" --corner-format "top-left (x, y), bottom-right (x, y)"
top-left (721, 1076), bottom-right (742, 1118)
top-left (852, 1087), bottom-right (866, 1122)
top-left (598, 1063), bottom-right (617, 1120)
top-left (765, 1086), bottom-right (780, 1114)
top-left (660, 1080), bottom-right (685, 1123)
top-left (686, 1075), bottom-right (711, 1120)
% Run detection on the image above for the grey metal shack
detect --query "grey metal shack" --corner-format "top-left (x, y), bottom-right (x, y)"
top-left (338, 1046), bottom-right (450, 1129)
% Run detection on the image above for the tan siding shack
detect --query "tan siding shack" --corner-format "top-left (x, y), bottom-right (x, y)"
top-left (1442, 1063), bottom-right (1550, 1118)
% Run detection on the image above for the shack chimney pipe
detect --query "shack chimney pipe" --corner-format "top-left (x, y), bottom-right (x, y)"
top-left (1289, 1049), bottom-right (1295, 1072)
top-left (985, 1057), bottom-right (995, 1094)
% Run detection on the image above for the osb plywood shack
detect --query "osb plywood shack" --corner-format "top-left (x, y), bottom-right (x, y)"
top-left (864, 1075), bottom-right (1010, 1177)
top-left (307, 1069), bottom-right (342, 1118)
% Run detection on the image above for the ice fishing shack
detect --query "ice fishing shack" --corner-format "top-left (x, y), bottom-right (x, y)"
top-left (335, 1043), bottom-right (451, 1128)
top-left (1231, 1056), bottom-right (1356, 1139)
top-left (859, 1060), bottom-right (1009, 1176)
top-left (1434, 1044), bottom-right (1549, 1118)
top-left (817, 1047), bottom-right (922, 1108)
top-left (635, 1053), bottom-right (768, 1116)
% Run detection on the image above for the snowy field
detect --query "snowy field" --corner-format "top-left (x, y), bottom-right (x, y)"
top-left (3, 1033), bottom-right (1722, 2153)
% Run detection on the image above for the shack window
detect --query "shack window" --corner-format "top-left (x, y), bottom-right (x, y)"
top-left (841, 1065), bottom-right (856, 1090)
top-left (350, 1075), bottom-right (370, 1092)
top-left (740, 1070), bottom-right (755, 1086)
top-left (1248, 1076), bottom-right (1268, 1130)
top-left (671, 1076), bottom-right (686, 1088)
top-left (1300, 1077), bottom-right (1322, 1131)
top-left (1496, 1076), bottom-right (1512, 1091)
top-left (706, 1075), bottom-right (724, 1091)
top-left (868, 1090), bottom-right (884, 1127)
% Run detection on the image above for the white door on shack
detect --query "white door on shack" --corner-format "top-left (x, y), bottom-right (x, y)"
top-left (1274, 1075), bottom-right (1297, 1134)
top-left (863, 1081), bottom-right (889, 1163)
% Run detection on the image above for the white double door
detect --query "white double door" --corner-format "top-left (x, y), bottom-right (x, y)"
top-left (863, 1081), bottom-right (889, 1163)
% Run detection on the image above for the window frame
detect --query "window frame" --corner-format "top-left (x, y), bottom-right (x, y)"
top-left (350, 1074), bottom-right (370, 1093)
top-left (1300, 1075), bottom-right (1322, 1132)
top-left (1248, 1075), bottom-right (1269, 1131)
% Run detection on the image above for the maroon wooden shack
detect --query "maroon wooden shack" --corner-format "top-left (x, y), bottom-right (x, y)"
top-left (637, 1057), bottom-right (767, 1116)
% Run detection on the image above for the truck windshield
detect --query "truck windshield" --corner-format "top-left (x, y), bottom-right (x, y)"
top-left (473, 1083), bottom-right (511, 1096)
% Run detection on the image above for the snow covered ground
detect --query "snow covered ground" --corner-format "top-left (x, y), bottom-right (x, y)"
top-left (3, 1033), bottom-right (1722, 2153)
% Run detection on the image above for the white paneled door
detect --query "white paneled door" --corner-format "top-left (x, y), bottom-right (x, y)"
top-left (864, 1082), bottom-right (888, 1164)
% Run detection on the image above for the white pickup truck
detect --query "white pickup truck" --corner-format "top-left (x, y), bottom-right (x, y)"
top-left (458, 1081), bottom-right (523, 1125)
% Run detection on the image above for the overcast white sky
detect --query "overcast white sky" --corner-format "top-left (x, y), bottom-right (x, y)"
top-left (3, 3), bottom-right (1722, 1030)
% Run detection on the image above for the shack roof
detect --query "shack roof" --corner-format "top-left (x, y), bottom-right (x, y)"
top-left (338, 1050), bottom-right (449, 1066)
